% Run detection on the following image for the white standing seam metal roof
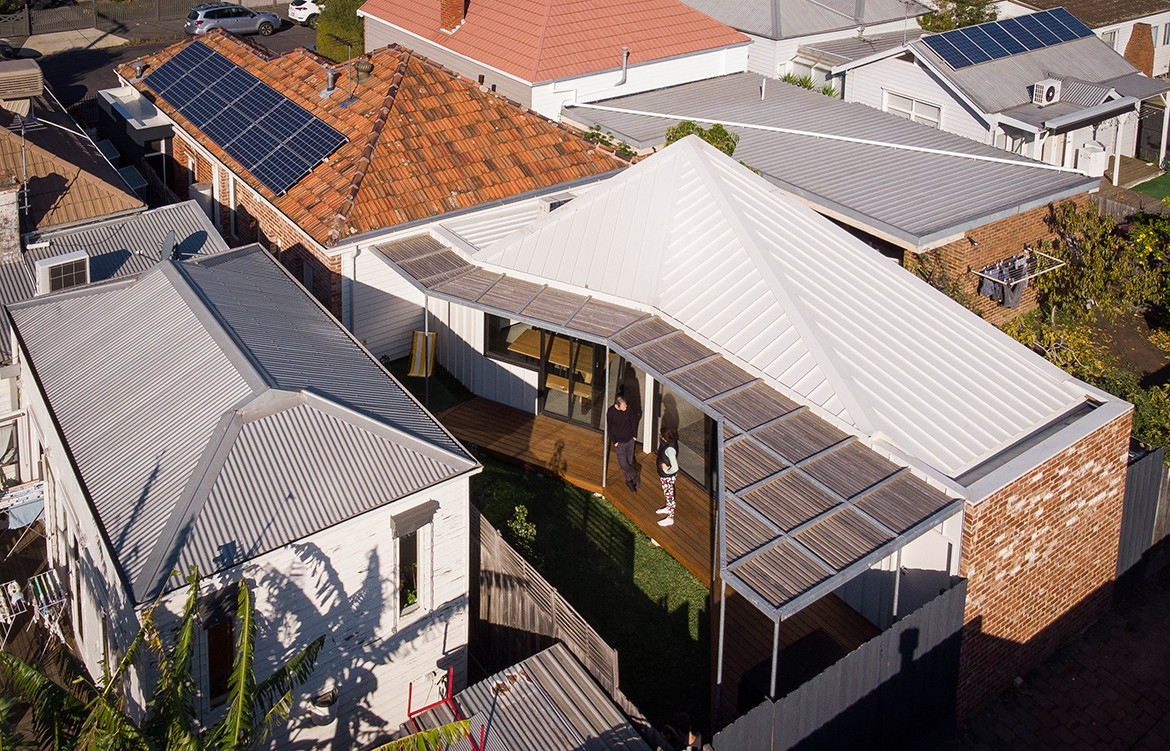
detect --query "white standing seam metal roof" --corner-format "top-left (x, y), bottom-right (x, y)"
top-left (562, 73), bottom-right (1099, 248)
top-left (678, 0), bottom-right (928, 39)
top-left (8, 246), bottom-right (476, 603)
top-left (474, 136), bottom-right (1092, 479)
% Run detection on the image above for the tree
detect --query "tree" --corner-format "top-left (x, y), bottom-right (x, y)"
top-left (664, 121), bottom-right (739, 157)
top-left (315, 0), bottom-right (365, 63)
top-left (0, 568), bottom-right (324, 751)
top-left (918, 0), bottom-right (997, 32)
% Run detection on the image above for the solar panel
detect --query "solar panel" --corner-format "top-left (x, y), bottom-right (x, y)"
top-left (142, 41), bottom-right (346, 195)
top-left (921, 8), bottom-right (1098, 71)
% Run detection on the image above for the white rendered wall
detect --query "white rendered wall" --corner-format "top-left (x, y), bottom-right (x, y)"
top-left (532, 45), bottom-right (750, 120)
top-left (844, 54), bottom-right (992, 143)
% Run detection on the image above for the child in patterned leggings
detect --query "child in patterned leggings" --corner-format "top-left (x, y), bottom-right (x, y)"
top-left (656, 427), bottom-right (678, 526)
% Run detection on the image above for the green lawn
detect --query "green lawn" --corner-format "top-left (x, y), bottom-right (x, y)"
top-left (1133, 171), bottom-right (1170, 201)
top-left (472, 458), bottom-right (711, 730)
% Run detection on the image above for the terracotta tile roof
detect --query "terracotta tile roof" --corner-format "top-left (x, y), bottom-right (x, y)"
top-left (122, 32), bottom-right (623, 247)
top-left (358, 0), bottom-right (750, 82)
top-left (0, 102), bottom-right (143, 232)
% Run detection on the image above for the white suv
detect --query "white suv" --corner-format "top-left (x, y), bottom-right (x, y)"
top-left (288, 0), bottom-right (324, 28)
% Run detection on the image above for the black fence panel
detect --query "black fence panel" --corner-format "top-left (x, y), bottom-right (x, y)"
top-left (1118, 442), bottom-right (1165, 577)
top-left (713, 579), bottom-right (967, 751)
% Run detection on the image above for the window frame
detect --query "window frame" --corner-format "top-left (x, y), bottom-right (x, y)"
top-left (393, 501), bottom-right (436, 624)
top-left (1101, 29), bottom-right (1118, 49)
top-left (199, 583), bottom-right (240, 708)
top-left (883, 90), bottom-right (941, 129)
top-left (484, 314), bottom-right (541, 370)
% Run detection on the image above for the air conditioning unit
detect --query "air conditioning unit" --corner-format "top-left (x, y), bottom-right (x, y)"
top-left (33, 250), bottom-right (89, 296)
top-left (538, 192), bottom-right (574, 214)
top-left (1032, 78), bottom-right (1061, 107)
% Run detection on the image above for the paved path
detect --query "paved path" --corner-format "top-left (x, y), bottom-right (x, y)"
top-left (940, 555), bottom-right (1170, 750)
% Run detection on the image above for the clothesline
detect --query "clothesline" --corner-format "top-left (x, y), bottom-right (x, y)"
top-left (968, 249), bottom-right (1065, 287)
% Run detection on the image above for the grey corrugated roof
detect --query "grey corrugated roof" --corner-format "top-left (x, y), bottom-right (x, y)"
top-left (0, 201), bottom-right (228, 361)
top-left (8, 246), bottom-right (476, 603)
top-left (908, 33), bottom-right (1156, 115)
top-left (679, 0), bottom-right (927, 39)
top-left (799, 27), bottom-right (923, 64)
top-left (408, 644), bottom-right (652, 751)
top-left (563, 73), bottom-right (1098, 248)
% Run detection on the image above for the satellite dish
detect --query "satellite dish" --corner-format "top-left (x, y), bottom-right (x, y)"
top-left (158, 229), bottom-right (177, 261)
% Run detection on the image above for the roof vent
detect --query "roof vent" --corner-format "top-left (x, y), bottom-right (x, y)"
top-left (538, 193), bottom-right (574, 213)
top-left (322, 68), bottom-right (338, 98)
top-left (354, 59), bottom-right (373, 84)
top-left (131, 61), bottom-right (148, 81)
top-left (34, 250), bottom-right (89, 296)
top-left (1032, 78), bottom-right (1061, 107)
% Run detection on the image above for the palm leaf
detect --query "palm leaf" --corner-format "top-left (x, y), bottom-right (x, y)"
top-left (206, 580), bottom-right (257, 751)
top-left (367, 721), bottom-right (471, 751)
top-left (251, 634), bottom-right (325, 745)
top-left (75, 620), bottom-right (153, 751)
top-left (142, 568), bottom-right (200, 751)
top-left (0, 651), bottom-right (86, 751)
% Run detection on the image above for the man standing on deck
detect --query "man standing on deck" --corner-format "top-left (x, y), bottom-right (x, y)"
top-left (607, 395), bottom-right (639, 492)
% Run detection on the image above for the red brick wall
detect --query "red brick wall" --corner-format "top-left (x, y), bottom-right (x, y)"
top-left (956, 409), bottom-right (1131, 718)
top-left (1125, 23), bottom-right (1155, 77)
top-left (907, 195), bottom-right (1089, 326)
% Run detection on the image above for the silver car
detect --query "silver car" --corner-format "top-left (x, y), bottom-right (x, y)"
top-left (184, 3), bottom-right (279, 36)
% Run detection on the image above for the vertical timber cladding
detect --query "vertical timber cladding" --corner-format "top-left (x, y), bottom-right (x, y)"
top-left (956, 410), bottom-right (1132, 718)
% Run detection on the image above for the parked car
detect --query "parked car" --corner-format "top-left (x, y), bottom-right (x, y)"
top-left (288, 0), bottom-right (324, 28)
top-left (185, 3), bottom-right (280, 36)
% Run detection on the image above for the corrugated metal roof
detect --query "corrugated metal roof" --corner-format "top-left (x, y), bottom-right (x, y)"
top-left (908, 30), bottom-right (1150, 115)
top-left (9, 246), bottom-right (476, 602)
top-left (408, 644), bottom-right (652, 751)
top-left (0, 201), bottom-right (228, 362)
top-left (473, 136), bottom-right (1092, 479)
top-left (561, 72), bottom-right (1099, 247)
top-left (799, 28), bottom-right (924, 64)
top-left (678, 0), bottom-right (928, 39)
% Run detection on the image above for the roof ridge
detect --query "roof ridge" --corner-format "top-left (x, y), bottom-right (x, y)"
top-left (528, 0), bottom-right (555, 81)
top-left (326, 51), bottom-right (411, 247)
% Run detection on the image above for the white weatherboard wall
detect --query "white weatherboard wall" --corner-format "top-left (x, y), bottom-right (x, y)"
top-left (152, 477), bottom-right (472, 749)
top-left (844, 54), bottom-right (991, 142)
top-left (1097, 13), bottom-right (1170, 77)
top-left (531, 46), bottom-right (750, 120)
top-left (353, 248), bottom-right (426, 360)
top-left (747, 18), bottom-right (922, 77)
top-left (428, 297), bottom-right (538, 412)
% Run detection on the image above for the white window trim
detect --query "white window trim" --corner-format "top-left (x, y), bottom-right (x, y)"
top-left (883, 90), bottom-right (942, 129)
top-left (392, 502), bottom-right (436, 630)
top-left (1100, 29), bottom-right (1118, 50)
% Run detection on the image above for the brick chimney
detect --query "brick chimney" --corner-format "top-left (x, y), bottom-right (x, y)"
top-left (440, 0), bottom-right (465, 32)
top-left (1124, 22), bottom-right (1154, 76)
top-left (0, 175), bottom-right (21, 261)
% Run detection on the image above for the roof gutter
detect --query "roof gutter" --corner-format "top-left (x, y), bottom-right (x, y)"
top-left (1042, 96), bottom-right (1140, 131)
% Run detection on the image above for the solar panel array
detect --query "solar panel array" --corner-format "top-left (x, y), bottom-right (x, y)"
top-left (921, 8), bottom-right (1094, 71)
top-left (143, 41), bottom-right (346, 195)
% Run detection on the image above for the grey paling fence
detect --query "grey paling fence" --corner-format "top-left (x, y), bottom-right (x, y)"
top-left (28, 0), bottom-right (94, 35)
top-left (1119, 443), bottom-right (1168, 576)
top-left (470, 508), bottom-right (622, 699)
top-left (713, 579), bottom-right (967, 751)
top-left (0, 9), bottom-right (30, 37)
top-left (1093, 191), bottom-right (1169, 221)
top-left (94, 0), bottom-right (190, 32)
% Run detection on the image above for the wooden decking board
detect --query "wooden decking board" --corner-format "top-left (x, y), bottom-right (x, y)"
top-left (433, 267), bottom-right (502, 300)
top-left (754, 411), bottom-right (848, 464)
top-left (377, 234), bottom-right (444, 262)
top-left (438, 398), bottom-right (713, 585)
top-left (801, 441), bottom-right (899, 500)
top-left (612, 317), bottom-right (676, 350)
top-left (669, 356), bottom-right (755, 401)
top-left (521, 286), bottom-right (589, 326)
top-left (478, 276), bottom-right (545, 313)
top-left (856, 474), bottom-right (952, 534)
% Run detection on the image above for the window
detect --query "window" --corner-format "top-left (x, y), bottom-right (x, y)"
top-left (1153, 25), bottom-right (1161, 46)
top-left (48, 259), bottom-right (87, 292)
top-left (200, 583), bottom-right (239, 706)
top-left (1101, 30), bottom-right (1117, 49)
top-left (485, 315), bottom-right (540, 369)
top-left (1164, 25), bottom-right (1169, 46)
top-left (399, 531), bottom-right (419, 612)
top-left (302, 262), bottom-right (313, 294)
top-left (0, 422), bottom-right (19, 486)
top-left (228, 177), bottom-right (237, 238)
top-left (394, 502), bottom-right (435, 616)
top-left (885, 92), bottom-right (941, 128)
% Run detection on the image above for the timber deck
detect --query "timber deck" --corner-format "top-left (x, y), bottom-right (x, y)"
top-left (438, 397), bottom-right (715, 585)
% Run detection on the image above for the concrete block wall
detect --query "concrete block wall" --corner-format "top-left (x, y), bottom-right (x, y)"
top-left (955, 409), bottom-right (1132, 718)
top-left (909, 194), bottom-right (1090, 326)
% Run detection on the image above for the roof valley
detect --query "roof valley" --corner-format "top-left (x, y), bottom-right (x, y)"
top-left (327, 53), bottom-right (412, 247)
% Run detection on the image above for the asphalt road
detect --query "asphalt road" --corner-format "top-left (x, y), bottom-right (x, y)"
top-left (37, 21), bottom-right (318, 106)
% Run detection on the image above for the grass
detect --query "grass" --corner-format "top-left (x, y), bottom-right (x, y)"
top-left (472, 457), bottom-right (711, 730)
top-left (381, 356), bottom-right (474, 415)
top-left (1132, 171), bottom-right (1170, 201)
